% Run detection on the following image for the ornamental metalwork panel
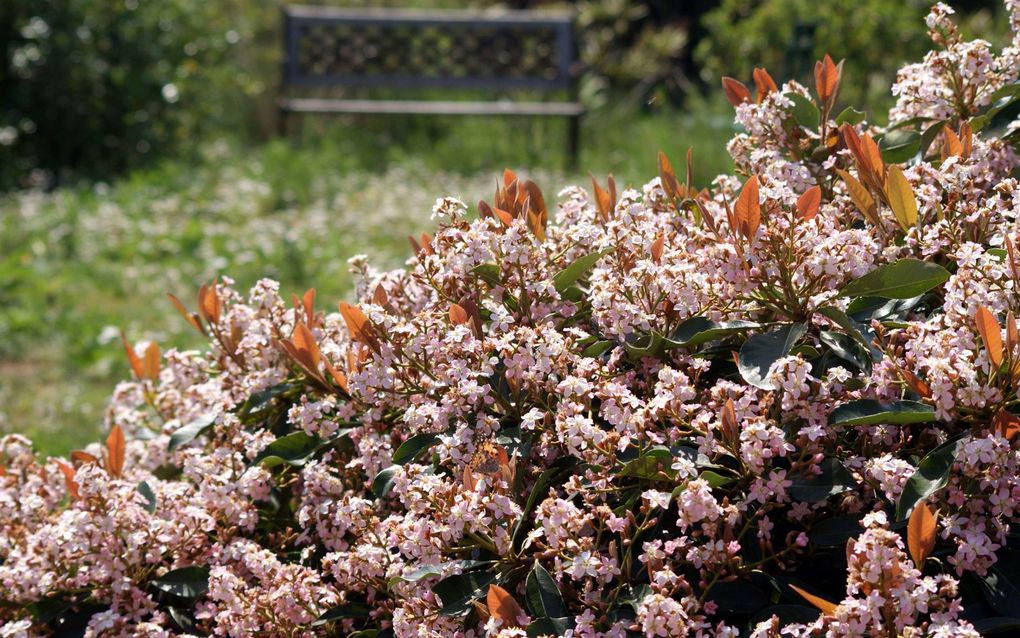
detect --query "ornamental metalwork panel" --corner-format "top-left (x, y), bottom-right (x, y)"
top-left (283, 7), bottom-right (576, 90)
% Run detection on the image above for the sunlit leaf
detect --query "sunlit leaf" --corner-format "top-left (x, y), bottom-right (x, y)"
top-left (907, 502), bottom-right (937, 567)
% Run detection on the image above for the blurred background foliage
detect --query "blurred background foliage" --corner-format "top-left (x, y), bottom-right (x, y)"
top-left (0, 0), bottom-right (1013, 451)
top-left (3, 0), bottom-right (1008, 190)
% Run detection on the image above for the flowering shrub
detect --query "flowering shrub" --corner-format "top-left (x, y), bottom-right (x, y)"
top-left (3, 3), bottom-right (1020, 636)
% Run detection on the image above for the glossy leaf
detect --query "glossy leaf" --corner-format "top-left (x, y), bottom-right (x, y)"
top-left (737, 323), bottom-right (807, 389)
top-left (828, 400), bottom-right (934, 426)
top-left (526, 561), bottom-right (565, 620)
top-left (168, 414), bottom-right (216, 452)
top-left (789, 457), bottom-right (858, 503)
top-left (253, 431), bottom-right (319, 468)
top-left (552, 250), bottom-right (609, 293)
top-left (907, 502), bottom-right (937, 567)
top-left (886, 164), bottom-right (918, 231)
top-left (896, 434), bottom-right (967, 520)
top-left (150, 566), bottom-right (209, 601)
top-left (433, 570), bottom-right (496, 616)
top-left (977, 306), bottom-right (1004, 368)
top-left (393, 433), bottom-right (440, 465)
top-left (789, 584), bottom-right (838, 615)
top-left (841, 259), bottom-right (950, 299)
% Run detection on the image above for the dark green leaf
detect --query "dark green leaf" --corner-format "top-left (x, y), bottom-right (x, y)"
top-left (841, 259), bottom-right (950, 300)
top-left (389, 560), bottom-right (491, 587)
top-left (137, 481), bottom-right (157, 514)
top-left (552, 250), bottom-right (609, 293)
top-left (666, 316), bottom-right (759, 348)
top-left (809, 516), bottom-right (865, 546)
top-left (786, 92), bottom-right (819, 129)
top-left (527, 617), bottom-right (572, 636)
top-left (816, 306), bottom-right (874, 352)
top-left (582, 340), bottom-right (616, 357)
top-left (393, 433), bottom-right (440, 465)
top-left (619, 447), bottom-right (675, 480)
top-left (150, 566), bottom-right (209, 601)
top-left (749, 604), bottom-right (820, 627)
top-left (168, 414), bottom-right (215, 452)
top-left (373, 466), bottom-right (399, 499)
top-left (879, 128), bottom-right (921, 163)
top-left (312, 603), bottom-right (372, 627)
top-left (978, 549), bottom-right (1020, 616)
top-left (253, 431), bottom-right (319, 468)
top-left (895, 434), bottom-right (967, 520)
top-left (472, 263), bottom-right (502, 288)
top-left (835, 107), bottom-right (866, 125)
top-left (789, 457), bottom-right (857, 503)
top-left (527, 561), bottom-right (566, 619)
top-left (432, 570), bottom-right (496, 616)
top-left (699, 470), bottom-right (735, 488)
top-left (624, 333), bottom-right (665, 360)
top-left (737, 323), bottom-right (807, 389)
top-left (819, 330), bottom-right (873, 373)
top-left (973, 617), bottom-right (1020, 635)
top-left (829, 399), bottom-right (935, 426)
top-left (709, 579), bottom-right (768, 613)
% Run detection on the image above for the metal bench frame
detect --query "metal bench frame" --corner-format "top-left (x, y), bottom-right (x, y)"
top-left (278, 6), bottom-right (584, 167)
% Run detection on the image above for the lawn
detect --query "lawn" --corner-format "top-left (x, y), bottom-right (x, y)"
top-left (0, 103), bottom-right (734, 455)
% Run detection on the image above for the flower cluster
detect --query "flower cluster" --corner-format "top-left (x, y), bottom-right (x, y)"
top-left (2, 3), bottom-right (1020, 637)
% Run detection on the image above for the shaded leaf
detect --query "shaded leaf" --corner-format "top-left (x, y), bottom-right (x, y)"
top-left (433, 570), bottom-right (496, 616)
top-left (526, 561), bottom-right (565, 619)
top-left (737, 323), bottom-right (807, 389)
top-left (168, 414), bottom-right (216, 452)
top-left (896, 434), bottom-right (967, 520)
top-left (789, 457), bottom-right (857, 503)
top-left (150, 566), bottom-right (209, 602)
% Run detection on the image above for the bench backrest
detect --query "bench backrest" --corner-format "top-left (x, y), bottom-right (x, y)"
top-left (281, 6), bottom-right (577, 91)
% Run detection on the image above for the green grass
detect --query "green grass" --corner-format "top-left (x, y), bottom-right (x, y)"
top-left (0, 101), bottom-right (734, 456)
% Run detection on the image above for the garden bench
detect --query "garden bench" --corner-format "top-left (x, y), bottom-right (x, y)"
top-left (278, 6), bottom-right (584, 167)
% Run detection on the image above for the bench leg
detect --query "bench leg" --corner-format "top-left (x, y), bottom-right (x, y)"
top-left (567, 114), bottom-right (581, 172)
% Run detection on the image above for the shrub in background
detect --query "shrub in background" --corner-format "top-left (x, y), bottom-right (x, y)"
top-left (0, 0), bottom-right (274, 190)
top-left (693, 0), bottom-right (1008, 115)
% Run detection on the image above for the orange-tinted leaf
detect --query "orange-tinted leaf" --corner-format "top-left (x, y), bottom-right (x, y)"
top-left (814, 54), bottom-right (840, 103)
top-left (338, 302), bottom-right (377, 351)
top-left (836, 169), bottom-right (878, 223)
top-left (449, 303), bottom-right (469, 325)
top-left (907, 502), bottom-right (937, 567)
top-left (324, 361), bottom-right (349, 394)
top-left (420, 233), bottom-right (433, 255)
top-left (901, 369), bottom-right (932, 399)
top-left (993, 408), bottom-right (1020, 440)
top-left (721, 76), bottom-right (751, 106)
top-left (885, 165), bottom-right (918, 232)
top-left (493, 207), bottom-right (514, 227)
top-left (70, 450), bottom-right (99, 465)
top-left (120, 331), bottom-right (144, 379)
top-left (976, 306), bottom-right (1004, 369)
top-left (796, 186), bottom-right (822, 220)
top-left (650, 234), bottom-right (665, 263)
top-left (293, 322), bottom-right (321, 371)
top-left (167, 293), bottom-right (205, 335)
top-left (198, 281), bottom-right (221, 325)
top-left (943, 127), bottom-right (963, 159)
top-left (408, 234), bottom-right (423, 256)
top-left (734, 175), bottom-right (761, 239)
top-left (789, 584), bottom-right (838, 615)
top-left (503, 168), bottom-right (518, 188)
top-left (142, 341), bottom-right (160, 381)
top-left (373, 284), bottom-right (388, 307)
top-left (302, 289), bottom-right (316, 326)
top-left (486, 585), bottom-right (526, 628)
top-left (591, 176), bottom-right (612, 222)
top-left (657, 150), bottom-right (680, 198)
top-left (860, 133), bottom-right (885, 178)
top-left (56, 460), bottom-right (79, 500)
top-left (960, 121), bottom-right (973, 157)
top-left (752, 68), bottom-right (778, 101)
top-left (721, 398), bottom-right (739, 443)
top-left (106, 425), bottom-right (125, 478)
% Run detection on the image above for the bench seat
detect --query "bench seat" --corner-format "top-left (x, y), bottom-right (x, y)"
top-left (279, 98), bottom-right (585, 118)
